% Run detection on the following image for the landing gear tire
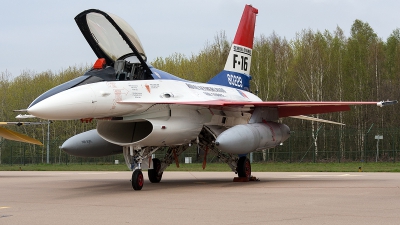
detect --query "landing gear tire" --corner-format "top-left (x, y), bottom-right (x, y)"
top-left (237, 156), bottom-right (251, 179)
top-left (148, 158), bottom-right (163, 183)
top-left (132, 170), bottom-right (144, 190)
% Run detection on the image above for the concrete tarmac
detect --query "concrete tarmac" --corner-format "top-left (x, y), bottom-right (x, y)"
top-left (1, 171), bottom-right (399, 225)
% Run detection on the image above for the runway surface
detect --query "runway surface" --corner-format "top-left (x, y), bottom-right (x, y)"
top-left (1, 171), bottom-right (399, 225)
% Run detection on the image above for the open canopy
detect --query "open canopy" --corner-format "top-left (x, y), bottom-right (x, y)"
top-left (75, 9), bottom-right (147, 66)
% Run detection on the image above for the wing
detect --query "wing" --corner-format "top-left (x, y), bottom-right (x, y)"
top-left (118, 100), bottom-right (397, 117)
top-left (220, 101), bottom-right (376, 117)
top-left (289, 115), bottom-right (345, 125)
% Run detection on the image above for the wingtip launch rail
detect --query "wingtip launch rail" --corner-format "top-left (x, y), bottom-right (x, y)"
top-left (377, 100), bottom-right (398, 107)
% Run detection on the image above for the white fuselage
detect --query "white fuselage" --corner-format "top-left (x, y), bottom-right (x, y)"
top-left (28, 79), bottom-right (262, 120)
top-left (28, 79), bottom-right (263, 147)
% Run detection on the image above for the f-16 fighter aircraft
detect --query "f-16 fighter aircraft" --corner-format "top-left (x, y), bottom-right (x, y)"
top-left (26, 5), bottom-right (396, 190)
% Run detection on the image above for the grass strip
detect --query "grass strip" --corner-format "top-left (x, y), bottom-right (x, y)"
top-left (1, 162), bottom-right (400, 172)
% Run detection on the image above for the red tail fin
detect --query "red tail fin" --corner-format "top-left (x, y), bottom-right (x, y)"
top-left (233, 5), bottom-right (258, 49)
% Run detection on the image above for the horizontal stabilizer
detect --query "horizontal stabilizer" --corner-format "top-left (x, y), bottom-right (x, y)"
top-left (290, 115), bottom-right (345, 125)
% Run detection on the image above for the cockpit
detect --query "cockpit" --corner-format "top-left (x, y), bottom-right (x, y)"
top-left (28, 8), bottom-right (185, 109)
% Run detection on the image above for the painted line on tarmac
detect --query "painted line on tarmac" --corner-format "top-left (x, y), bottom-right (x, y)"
top-left (47, 172), bottom-right (122, 175)
top-left (0, 215), bottom-right (12, 218)
top-left (294, 174), bottom-right (363, 177)
top-left (77, 172), bottom-right (121, 175)
top-left (0, 207), bottom-right (10, 209)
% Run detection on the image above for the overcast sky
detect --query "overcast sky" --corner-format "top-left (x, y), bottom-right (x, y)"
top-left (2, 0), bottom-right (400, 78)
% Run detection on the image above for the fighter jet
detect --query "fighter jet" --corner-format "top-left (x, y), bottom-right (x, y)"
top-left (26, 5), bottom-right (396, 190)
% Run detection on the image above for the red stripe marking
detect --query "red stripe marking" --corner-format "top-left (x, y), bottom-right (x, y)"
top-left (262, 119), bottom-right (275, 141)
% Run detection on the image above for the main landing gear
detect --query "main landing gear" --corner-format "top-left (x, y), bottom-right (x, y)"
top-left (125, 143), bottom-right (256, 190)
top-left (236, 156), bottom-right (251, 179)
top-left (148, 158), bottom-right (163, 183)
top-left (199, 127), bottom-right (255, 181)
top-left (233, 156), bottom-right (259, 182)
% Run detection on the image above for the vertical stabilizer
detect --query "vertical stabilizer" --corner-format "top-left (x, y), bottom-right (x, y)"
top-left (207, 5), bottom-right (258, 91)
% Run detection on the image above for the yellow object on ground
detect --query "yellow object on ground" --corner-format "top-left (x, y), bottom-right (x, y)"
top-left (0, 126), bottom-right (43, 145)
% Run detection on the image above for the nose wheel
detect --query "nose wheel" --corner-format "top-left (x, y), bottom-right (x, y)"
top-left (132, 170), bottom-right (144, 190)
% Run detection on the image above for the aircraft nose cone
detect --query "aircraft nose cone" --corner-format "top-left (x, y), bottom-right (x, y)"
top-left (28, 86), bottom-right (97, 120)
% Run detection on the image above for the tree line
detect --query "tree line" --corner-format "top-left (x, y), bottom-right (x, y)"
top-left (1, 19), bottom-right (399, 163)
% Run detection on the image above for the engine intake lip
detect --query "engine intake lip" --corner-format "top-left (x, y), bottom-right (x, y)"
top-left (97, 120), bottom-right (153, 145)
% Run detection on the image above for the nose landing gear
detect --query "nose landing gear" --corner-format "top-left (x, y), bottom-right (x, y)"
top-left (132, 170), bottom-right (144, 190)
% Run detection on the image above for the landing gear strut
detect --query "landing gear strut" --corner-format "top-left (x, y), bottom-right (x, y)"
top-left (148, 158), bottom-right (163, 183)
top-left (199, 127), bottom-right (256, 181)
top-left (124, 145), bottom-right (147, 191)
top-left (124, 145), bottom-right (190, 190)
